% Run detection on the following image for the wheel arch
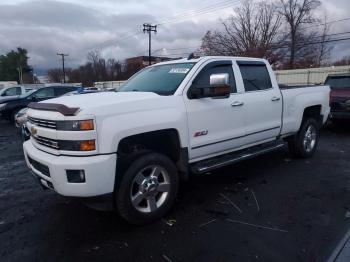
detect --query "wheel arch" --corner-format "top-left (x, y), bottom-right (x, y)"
top-left (116, 128), bottom-right (189, 182)
top-left (302, 105), bottom-right (323, 124)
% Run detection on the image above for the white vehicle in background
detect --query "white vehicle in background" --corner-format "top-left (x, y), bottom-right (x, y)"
top-left (0, 86), bottom-right (32, 101)
top-left (23, 56), bottom-right (330, 224)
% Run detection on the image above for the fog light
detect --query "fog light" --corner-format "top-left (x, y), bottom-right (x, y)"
top-left (66, 170), bottom-right (86, 183)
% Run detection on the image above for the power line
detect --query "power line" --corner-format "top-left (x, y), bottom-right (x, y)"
top-left (303, 17), bottom-right (350, 30)
top-left (85, 0), bottom-right (241, 52)
top-left (156, 0), bottom-right (241, 26)
top-left (272, 36), bottom-right (350, 49)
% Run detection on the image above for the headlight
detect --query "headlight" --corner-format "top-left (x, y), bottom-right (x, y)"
top-left (0, 103), bottom-right (7, 111)
top-left (59, 140), bottom-right (96, 151)
top-left (56, 119), bottom-right (94, 131)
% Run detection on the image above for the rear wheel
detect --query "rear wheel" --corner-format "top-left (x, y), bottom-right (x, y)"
top-left (115, 152), bottom-right (179, 225)
top-left (287, 118), bottom-right (320, 158)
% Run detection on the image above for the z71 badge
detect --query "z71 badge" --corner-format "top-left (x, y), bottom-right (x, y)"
top-left (194, 130), bottom-right (208, 137)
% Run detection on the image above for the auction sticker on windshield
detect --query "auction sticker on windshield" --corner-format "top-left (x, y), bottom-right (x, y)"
top-left (169, 68), bottom-right (190, 74)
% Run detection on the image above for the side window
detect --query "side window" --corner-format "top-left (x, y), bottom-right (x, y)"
top-left (33, 88), bottom-right (55, 99)
top-left (4, 87), bottom-right (21, 96)
top-left (238, 62), bottom-right (272, 92)
top-left (54, 87), bottom-right (73, 96)
top-left (192, 61), bottom-right (237, 93)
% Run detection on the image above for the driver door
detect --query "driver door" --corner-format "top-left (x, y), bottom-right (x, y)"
top-left (184, 60), bottom-right (246, 161)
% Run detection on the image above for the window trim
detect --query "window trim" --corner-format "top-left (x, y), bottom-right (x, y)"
top-left (187, 60), bottom-right (237, 99)
top-left (237, 60), bottom-right (273, 93)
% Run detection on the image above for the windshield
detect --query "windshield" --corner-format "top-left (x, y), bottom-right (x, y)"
top-left (325, 76), bottom-right (350, 89)
top-left (119, 63), bottom-right (195, 95)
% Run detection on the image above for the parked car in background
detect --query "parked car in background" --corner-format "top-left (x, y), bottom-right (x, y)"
top-left (0, 86), bottom-right (78, 122)
top-left (63, 88), bottom-right (100, 96)
top-left (0, 86), bottom-right (32, 102)
top-left (326, 73), bottom-right (350, 123)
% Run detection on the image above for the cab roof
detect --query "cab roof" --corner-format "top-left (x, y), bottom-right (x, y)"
top-left (154, 56), bottom-right (268, 66)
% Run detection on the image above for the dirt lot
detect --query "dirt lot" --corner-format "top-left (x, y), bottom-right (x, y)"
top-left (1, 119), bottom-right (350, 262)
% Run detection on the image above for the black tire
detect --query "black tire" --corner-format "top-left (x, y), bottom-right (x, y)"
top-left (287, 118), bottom-right (320, 158)
top-left (115, 152), bottom-right (179, 225)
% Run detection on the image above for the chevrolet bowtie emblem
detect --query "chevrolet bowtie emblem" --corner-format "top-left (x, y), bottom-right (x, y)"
top-left (30, 126), bottom-right (37, 136)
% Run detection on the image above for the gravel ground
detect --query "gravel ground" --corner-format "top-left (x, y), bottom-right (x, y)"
top-left (1, 119), bottom-right (350, 262)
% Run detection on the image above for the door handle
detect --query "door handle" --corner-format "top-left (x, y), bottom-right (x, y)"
top-left (231, 101), bottom-right (244, 107)
top-left (271, 96), bottom-right (281, 101)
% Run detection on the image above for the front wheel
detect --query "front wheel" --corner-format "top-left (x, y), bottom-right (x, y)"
top-left (287, 118), bottom-right (320, 158)
top-left (115, 152), bottom-right (179, 225)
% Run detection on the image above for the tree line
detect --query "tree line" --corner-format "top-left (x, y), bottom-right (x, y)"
top-left (47, 51), bottom-right (141, 87)
top-left (200, 0), bottom-right (337, 69)
top-left (0, 48), bottom-right (34, 83)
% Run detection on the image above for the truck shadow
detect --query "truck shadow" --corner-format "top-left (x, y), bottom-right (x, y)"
top-left (324, 121), bottom-right (350, 134)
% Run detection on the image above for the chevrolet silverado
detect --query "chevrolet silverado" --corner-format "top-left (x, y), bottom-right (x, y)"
top-left (23, 56), bottom-right (330, 224)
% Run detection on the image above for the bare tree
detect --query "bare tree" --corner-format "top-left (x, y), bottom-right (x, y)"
top-left (333, 56), bottom-right (350, 66)
top-left (314, 16), bottom-right (332, 67)
top-left (278, 0), bottom-right (321, 69)
top-left (200, 1), bottom-right (283, 64)
top-left (48, 68), bottom-right (64, 83)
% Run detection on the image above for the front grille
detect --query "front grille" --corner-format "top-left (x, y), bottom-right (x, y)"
top-left (33, 136), bottom-right (59, 150)
top-left (28, 156), bottom-right (50, 177)
top-left (28, 117), bottom-right (57, 129)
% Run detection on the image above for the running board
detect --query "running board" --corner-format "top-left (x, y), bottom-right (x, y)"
top-left (191, 140), bottom-right (285, 174)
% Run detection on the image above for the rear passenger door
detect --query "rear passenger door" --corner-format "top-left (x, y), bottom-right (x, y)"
top-left (237, 61), bottom-right (282, 145)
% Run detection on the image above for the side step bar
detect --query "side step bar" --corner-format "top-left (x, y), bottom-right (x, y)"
top-left (191, 140), bottom-right (285, 174)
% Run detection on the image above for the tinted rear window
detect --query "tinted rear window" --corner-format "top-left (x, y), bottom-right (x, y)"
top-left (325, 76), bottom-right (350, 89)
top-left (238, 62), bottom-right (272, 91)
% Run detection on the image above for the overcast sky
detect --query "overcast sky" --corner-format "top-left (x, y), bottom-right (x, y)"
top-left (0, 0), bottom-right (349, 74)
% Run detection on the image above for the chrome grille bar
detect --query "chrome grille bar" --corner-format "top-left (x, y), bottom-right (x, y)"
top-left (33, 136), bottom-right (59, 149)
top-left (28, 117), bottom-right (57, 129)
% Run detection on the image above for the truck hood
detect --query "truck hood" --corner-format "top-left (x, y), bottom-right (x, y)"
top-left (331, 89), bottom-right (350, 98)
top-left (42, 91), bottom-right (171, 116)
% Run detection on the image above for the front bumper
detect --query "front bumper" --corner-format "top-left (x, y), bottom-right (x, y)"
top-left (23, 141), bottom-right (117, 197)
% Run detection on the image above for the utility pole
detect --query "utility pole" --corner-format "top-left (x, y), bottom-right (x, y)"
top-left (143, 23), bottom-right (157, 66)
top-left (57, 53), bottom-right (69, 83)
top-left (17, 66), bottom-right (23, 84)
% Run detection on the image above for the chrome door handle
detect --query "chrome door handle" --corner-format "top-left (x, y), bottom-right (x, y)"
top-left (231, 101), bottom-right (244, 107)
top-left (271, 96), bottom-right (281, 101)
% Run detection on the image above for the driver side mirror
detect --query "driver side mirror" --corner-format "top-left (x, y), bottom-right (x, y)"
top-left (30, 96), bottom-right (36, 102)
top-left (189, 73), bottom-right (231, 99)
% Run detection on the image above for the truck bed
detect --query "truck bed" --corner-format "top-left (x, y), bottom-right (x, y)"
top-left (280, 85), bottom-right (330, 136)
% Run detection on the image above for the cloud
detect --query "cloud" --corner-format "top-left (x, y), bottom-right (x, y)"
top-left (0, 0), bottom-right (348, 73)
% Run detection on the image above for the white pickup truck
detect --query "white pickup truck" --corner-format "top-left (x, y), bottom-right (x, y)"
top-left (23, 56), bottom-right (330, 224)
top-left (0, 85), bottom-right (32, 100)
